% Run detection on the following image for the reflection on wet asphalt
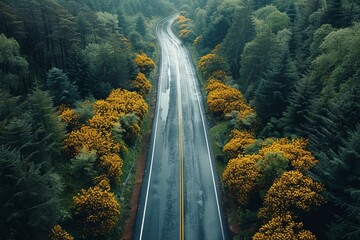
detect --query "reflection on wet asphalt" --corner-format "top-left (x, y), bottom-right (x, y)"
top-left (134, 14), bottom-right (226, 240)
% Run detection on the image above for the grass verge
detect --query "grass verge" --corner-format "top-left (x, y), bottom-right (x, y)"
top-left (209, 121), bottom-right (231, 176)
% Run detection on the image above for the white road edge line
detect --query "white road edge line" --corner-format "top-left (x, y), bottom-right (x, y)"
top-left (139, 18), bottom-right (167, 240)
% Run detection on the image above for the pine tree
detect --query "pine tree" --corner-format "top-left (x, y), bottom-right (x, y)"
top-left (136, 13), bottom-right (147, 36)
top-left (46, 67), bottom-right (79, 106)
top-left (325, 125), bottom-right (360, 240)
top-left (26, 88), bottom-right (66, 166)
top-left (278, 78), bottom-right (317, 136)
top-left (239, 27), bottom-right (274, 98)
top-left (65, 48), bottom-right (91, 97)
top-left (0, 147), bottom-right (62, 240)
top-left (254, 52), bottom-right (297, 125)
top-left (323, 0), bottom-right (348, 28)
top-left (0, 116), bottom-right (34, 159)
top-left (222, 2), bottom-right (255, 79)
top-left (0, 34), bottom-right (29, 94)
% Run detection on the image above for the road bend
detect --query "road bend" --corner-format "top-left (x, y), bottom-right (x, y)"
top-left (133, 14), bottom-right (226, 240)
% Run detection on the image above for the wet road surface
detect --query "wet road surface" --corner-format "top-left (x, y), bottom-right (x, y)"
top-left (133, 14), bottom-right (226, 240)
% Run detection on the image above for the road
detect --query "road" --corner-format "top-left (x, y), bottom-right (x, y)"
top-left (133, 14), bottom-right (226, 240)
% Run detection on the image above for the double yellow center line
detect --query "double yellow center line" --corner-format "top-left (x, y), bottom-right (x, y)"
top-left (175, 49), bottom-right (185, 240)
top-left (179, 110), bottom-right (184, 240)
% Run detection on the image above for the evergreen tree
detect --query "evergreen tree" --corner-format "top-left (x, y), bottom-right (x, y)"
top-left (325, 126), bottom-right (360, 240)
top-left (239, 27), bottom-right (274, 98)
top-left (278, 78), bottom-right (317, 136)
top-left (0, 90), bottom-right (21, 121)
top-left (323, 0), bottom-right (348, 28)
top-left (254, 52), bottom-right (297, 124)
top-left (116, 9), bottom-right (129, 35)
top-left (46, 67), bottom-right (79, 106)
top-left (0, 34), bottom-right (29, 95)
top-left (26, 88), bottom-right (65, 166)
top-left (136, 13), bottom-right (147, 36)
top-left (0, 116), bottom-right (34, 159)
top-left (222, 2), bottom-right (256, 79)
top-left (65, 49), bottom-right (91, 98)
top-left (0, 147), bottom-right (62, 240)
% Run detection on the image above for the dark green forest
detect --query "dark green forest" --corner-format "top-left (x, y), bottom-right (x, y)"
top-left (175, 0), bottom-right (360, 239)
top-left (1, 0), bottom-right (360, 239)
top-left (0, 0), bottom-right (176, 239)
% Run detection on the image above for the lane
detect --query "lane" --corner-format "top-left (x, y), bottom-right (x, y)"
top-left (169, 20), bottom-right (226, 240)
top-left (133, 14), bottom-right (226, 240)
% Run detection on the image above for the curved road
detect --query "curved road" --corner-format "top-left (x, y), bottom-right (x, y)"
top-left (133, 15), bottom-right (226, 240)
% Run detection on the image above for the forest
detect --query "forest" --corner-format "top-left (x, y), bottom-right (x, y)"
top-left (0, 0), bottom-right (178, 239)
top-left (0, 0), bottom-right (359, 239)
top-left (174, 0), bottom-right (359, 239)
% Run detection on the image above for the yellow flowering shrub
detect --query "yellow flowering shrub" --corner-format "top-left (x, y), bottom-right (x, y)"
top-left (132, 72), bottom-right (151, 96)
top-left (179, 23), bottom-right (187, 29)
top-left (198, 54), bottom-right (219, 74)
top-left (223, 129), bottom-right (256, 158)
top-left (176, 15), bottom-right (190, 24)
top-left (64, 125), bottom-right (121, 157)
top-left (179, 29), bottom-right (193, 39)
top-left (237, 105), bottom-right (256, 121)
top-left (193, 35), bottom-right (201, 45)
top-left (99, 153), bottom-right (123, 181)
top-left (59, 107), bottom-right (80, 130)
top-left (206, 80), bottom-right (254, 117)
top-left (135, 53), bottom-right (155, 74)
top-left (49, 225), bottom-right (74, 240)
top-left (130, 122), bottom-right (141, 139)
top-left (206, 79), bottom-right (230, 92)
top-left (73, 179), bottom-right (120, 237)
top-left (258, 170), bottom-right (324, 219)
top-left (253, 214), bottom-right (317, 240)
top-left (105, 89), bottom-right (148, 120)
top-left (88, 113), bottom-right (120, 133)
top-left (259, 138), bottom-right (318, 171)
top-left (209, 70), bottom-right (227, 81)
top-left (223, 154), bottom-right (262, 204)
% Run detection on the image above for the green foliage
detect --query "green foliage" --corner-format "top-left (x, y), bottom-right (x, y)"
top-left (196, 6), bottom-right (230, 53)
top-left (46, 68), bottom-right (79, 106)
top-left (0, 90), bottom-right (21, 121)
top-left (239, 26), bottom-right (275, 98)
top-left (254, 49), bottom-right (297, 127)
top-left (0, 88), bottom-right (66, 168)
top-left (222, 1), bottom-right (255, 78)
top-left (237, 208), bottom-right (259, 238)
top-left (136, 13), bottom-right (147, 36)
top-left (0, 116), bottom-right (34, 158)
top-left (188, 0), bottom-right (360, 239)
top-left (69, 149), bottom-right (97, 184)
top-left (82, 43), bottom-right (130, 97)
top-left (256, 152), bottom-right (288, 194)
top-left (278, 78), bottom-right (317, 136)
top-left (325, 126), bottom-right (360, 240)
top-left (26, 88), bottom-right (66, 164)
top-left (120, 113), bottom-right (140, 144)
top-left (322, 0), bottom-right (349, 28)
top-left (0, 0), bottom-right (157, 239)
top-left (0, 34), bottom-right (29, 94)
top-left (96, 11), bottom-right (120, 38)
top-left (309, 24), bottom-right (335, 60)
top-left (0, 147), bottom-right (62, 240)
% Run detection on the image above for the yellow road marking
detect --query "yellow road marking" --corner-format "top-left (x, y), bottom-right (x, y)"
top-left (176, 47), bottom-right (185, 240)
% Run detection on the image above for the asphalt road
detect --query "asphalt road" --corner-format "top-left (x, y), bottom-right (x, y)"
top-left (133, 14), bottom-right (226, 240)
